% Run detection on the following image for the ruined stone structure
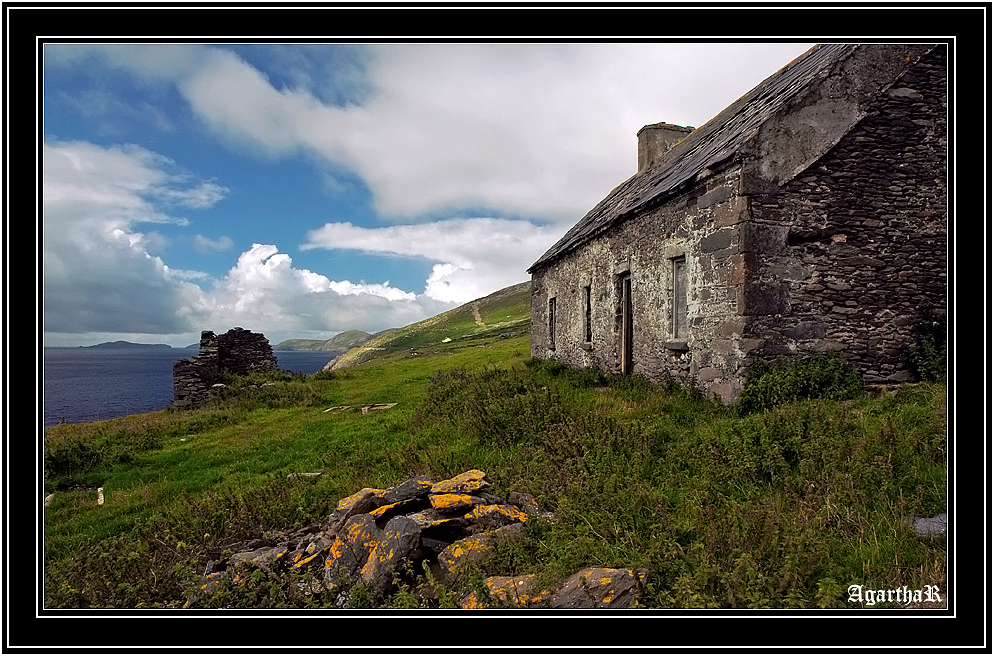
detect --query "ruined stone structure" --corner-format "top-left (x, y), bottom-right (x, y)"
top-left (172, 327), bottom-right (279, 408)
top-left (528, 44), bottom-right (946, 403)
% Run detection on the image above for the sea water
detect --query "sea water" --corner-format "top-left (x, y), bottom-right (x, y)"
top-left (42, 347), bottom-right (339, 427)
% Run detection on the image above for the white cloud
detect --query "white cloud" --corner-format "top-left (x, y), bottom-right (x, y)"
top-left (43, 140), bottom-right (219, 334)
top-left (43, 140), bottom-right (453, 342)
top-left (175, 243), bottom-right (453, 339)
top-left (193, 234), bottom-right (234, 252)
top-left (49, 42), bottom-right (815, 223)
top-left (302, 217), bottom-right (563, 303)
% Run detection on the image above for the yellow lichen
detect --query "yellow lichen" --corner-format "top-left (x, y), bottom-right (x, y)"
top-left (431, 469), bottom-right (488, 494)
top-left (336, 488), bottom-right (385, 511)
top-left (431, 493), bottom-right (472, 509)
top-left (464, 504), bottom-right (528, 523)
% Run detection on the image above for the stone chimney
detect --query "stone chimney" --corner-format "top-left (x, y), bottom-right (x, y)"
top-left (637, 122), bottom-right (694, 173)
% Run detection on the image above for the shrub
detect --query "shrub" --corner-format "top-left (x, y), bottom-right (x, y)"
top-left (905, 306), bottom-right (946, 382)
top-left (409, 366), bottom-right (567, 447)
top-left (735, 353), bottom-right (863, 415)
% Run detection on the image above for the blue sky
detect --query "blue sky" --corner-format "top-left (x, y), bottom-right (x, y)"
top-left (42, 42), bottom-right (816, 347)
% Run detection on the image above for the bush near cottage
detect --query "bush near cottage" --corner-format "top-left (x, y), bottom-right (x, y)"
top-left (43, 334), bottom-right (945, 609)
top-left (905, 306), bottom-right (946, 383)
top-left (734, 352), bottom-right (864, 416)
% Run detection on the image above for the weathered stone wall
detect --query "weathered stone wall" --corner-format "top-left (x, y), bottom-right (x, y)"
top-left (216, 327), bottom-right (280, 375)
top-left (172, 327), bottom-right (278, 408)
top-left (742, 45), bottom-right (947, 383)
top-left (530, 164), bottom-right (746, 398)
top-left (530, 45), bottom-right (946, 402)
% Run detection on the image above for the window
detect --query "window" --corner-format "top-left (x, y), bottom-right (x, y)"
top-left (548, 297), bottom-right (557, 351)
top-left (672, 256), bottom-right (687, 339)
top-left (583, 285), bottom-right (592, 344)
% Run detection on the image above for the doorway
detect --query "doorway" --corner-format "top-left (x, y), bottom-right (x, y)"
top-left (620, 274), bottom-right (633, 375)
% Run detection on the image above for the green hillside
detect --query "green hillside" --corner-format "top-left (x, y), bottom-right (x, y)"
top-left (275, 329), bottom-right (397, 352)
top-left (326, 281), bottom-right (531, 370)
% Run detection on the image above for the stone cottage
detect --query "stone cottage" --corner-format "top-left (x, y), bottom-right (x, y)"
top-left (527, 44), bottom-right (946, 403)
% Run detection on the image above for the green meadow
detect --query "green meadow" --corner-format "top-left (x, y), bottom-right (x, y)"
top-left (43, 285), bottom-right (946, 609)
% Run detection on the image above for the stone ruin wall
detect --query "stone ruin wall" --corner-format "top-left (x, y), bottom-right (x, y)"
top-left (529, 164), bottom-right (747, 395)
top-left (173, 327), bottom-right (279, 408)
top-left (743, 46), bottom-right (947, 383)
top-left (531, 46), bottom-right (946, 399)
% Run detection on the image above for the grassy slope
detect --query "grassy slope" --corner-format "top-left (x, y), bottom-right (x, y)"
top-left (327, 280), bottom-right (530, 370)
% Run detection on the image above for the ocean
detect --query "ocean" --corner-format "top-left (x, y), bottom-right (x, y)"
top-left (42, 347), bottom-right (339, 427)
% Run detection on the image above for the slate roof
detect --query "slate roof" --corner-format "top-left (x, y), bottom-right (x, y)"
top-left (528, 43), bottom-right (859, 273)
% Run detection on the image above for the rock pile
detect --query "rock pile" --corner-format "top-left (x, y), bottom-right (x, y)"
top-left (185, 469), bottom-right (646, 609)
top-left (173, 328), bottom-right (279, 408)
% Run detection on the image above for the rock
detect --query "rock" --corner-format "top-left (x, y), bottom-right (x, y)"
top-left (429, 493), bottom-right (477, 514)
top-left (437, 523), bottom-right (525, 582)
top-left (369, 497), bottom-right (426, 524)
top-left (406, 508), bottom-right (471, 532)
top-left (431, 469), bottom-right (490, 495)
top-left (329, 490), bottom-right (384, 535)
top-left (380, 476), bottom-right (435, 505)
top-left (550, 568), bottom-right (647, 609)
top-left (360, 515), bottom-right (422, 595)
top-left (324, 514), bottom-right (382, 588)
top-left (463, 504), bottom-right (529, 530)
top-left (460, 574), bottom-right (552, 609)
top-left (911, 512), bottom-right (946, 536)
top-left (183, 469), bottom-right (649, 610)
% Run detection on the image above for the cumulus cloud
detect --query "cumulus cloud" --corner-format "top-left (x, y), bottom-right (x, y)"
top-left (43, 140), bottom-right (219, 334)
top-left (302, 218), bottom-right (563, 303)
top-left (48, 42), bottom-right (814, 223)
top-left (175, 244), bottom-right (452, 339)
top-left (43, 139), bottom-right (458, 343)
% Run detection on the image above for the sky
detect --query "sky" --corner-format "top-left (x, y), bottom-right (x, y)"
top-left (42, 41), bottom-right (817, 347)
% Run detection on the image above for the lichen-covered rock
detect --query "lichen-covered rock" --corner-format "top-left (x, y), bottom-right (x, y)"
top-left (406, 508), bottom-right (470, 530)
top-left (289, 537), bottom-right (334, 573)
top-left (464, 504), bottom-right (529, 530)
top-left (437, 523), bottom-right (524, 581)
top-left (328, 490), bottom-right (384, 535)
top-left (324, 514), bottom-right (381, 588)
top-left (369, 496), bottom-right (427, 524)
top-left (549, 567), bottom-right (647, 609)
top-left (381, 477), bottom-right (434, 504)
top-left (360, 515), bottom-right (422, 595)
top-left (184, 470), bottom-right (644, 610)
top-left (431, 469), bottom-right (490, 495)
top-left (336, 488), bottom-right (386, 513)
top-left (429, 493), bottom-right (476, 513)
top-left (460, 574), bottom-right (553, 609)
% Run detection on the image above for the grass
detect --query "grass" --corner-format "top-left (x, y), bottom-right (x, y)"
top-left (42, 334), bottom-right (947, 609)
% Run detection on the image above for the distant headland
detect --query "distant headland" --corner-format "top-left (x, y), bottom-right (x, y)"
top-left (80, 341), bottom-right (174, 349)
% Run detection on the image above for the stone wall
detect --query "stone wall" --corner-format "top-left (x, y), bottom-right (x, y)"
top-left (744, 45), bottom-right (947, 383)
top-left (173, 328), bottom-right (279, 408)
top-left (529, 163), bottom-right (747, 395)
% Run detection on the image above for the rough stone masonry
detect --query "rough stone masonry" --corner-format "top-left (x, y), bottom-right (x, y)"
top-left (172, 327), bottom-right (279, 409)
